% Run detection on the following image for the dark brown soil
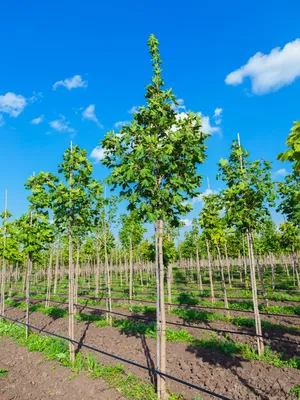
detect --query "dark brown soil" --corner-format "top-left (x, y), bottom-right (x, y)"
top-left (4, 306), bottom-right (300, 400)
top-left (0, 337), bottom-right (125, 400)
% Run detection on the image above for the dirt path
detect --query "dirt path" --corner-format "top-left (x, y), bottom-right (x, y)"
top-left (0, 337), bottom-right (125, 400)
top-left (4, 306), bottom-right (300, 400)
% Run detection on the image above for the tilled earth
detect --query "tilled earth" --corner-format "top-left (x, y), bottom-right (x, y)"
top-left (0, 337), bottom-right (125, 400)
top-left (3, 305), bottom-right (300, 400)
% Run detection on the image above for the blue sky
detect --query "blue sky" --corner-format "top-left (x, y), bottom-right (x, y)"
top-left (0, 0), bottom-right (299, 230)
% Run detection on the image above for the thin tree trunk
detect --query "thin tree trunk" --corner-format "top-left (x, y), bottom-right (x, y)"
top-left (157, 219), bottom-right (167, 400)
top-left (167, 263), bottom-right (172, 312)
top-left (25, 253), bottom-right (32, 339)
top-left (216, 245), bottom-right (229, 313)
top-left (206, 240), bottom-right (215, 303)
top-left (256, 256), bottom-right (268, 308)
top-left (53, 248), bottom-right (59, 295)
top-left (45, 245), bottom-right (54, 308)
top-left (224, 243), bottom-right (232, 288)
top-left (68, 226), bottom-right (75, 363)
top-left (195, 243), bottom-right (203, 294)
top-left (129, 237), bottom-right (133, 303)
top-left (247, 230), bottom-right (264, 355)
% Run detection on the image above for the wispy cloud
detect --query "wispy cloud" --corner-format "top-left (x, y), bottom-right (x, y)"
top-left (128, 105), bottom-right (138, 114)
top-left (274, 168), bottom-right (287, 177)
top-left (225, 39), bottom-right (300, 94)
top-left (30, 115), bottom-right (44, 125)
top-left (180, 218), bottom-right (192, 227)
top-left (90, 146), bottom-right (106, 163)
top-left (214, 108), bottom-right (223, 125)
top-left (0, 114), bottom-right (5, 127)
top-left (0, 92), bottom-right (27, 117)
top-left (192, 188), bottom-right (218, 204)
top-left (172, 98), bottom-right (186, 112)
top-left (114, 120), bottom-right (130, 129)
top-left (82, 104), bottom-right (103, 127)
top-left (49, 115), bottom-right (75, 133)
top-left (53, 75), bottom-right (88, 90)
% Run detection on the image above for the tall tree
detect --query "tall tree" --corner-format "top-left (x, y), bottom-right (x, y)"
top-left (26, 145), bottom-right (96, 362)
top-left (199, 193), bottom-right (229, 309)
top-left (101, 34), bottom-right (208, 399)
top-left (119, 211), bottom-right (145, 302)
top-left (218, 140), bottom-right (276, 355)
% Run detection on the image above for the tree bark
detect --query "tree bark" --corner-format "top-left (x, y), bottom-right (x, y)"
top-left (206, 240), bottom-right (215, 303)
top-left (157, 218), bottom-right (167, 400)
top-left (247, 230), bottom-right (264, 355)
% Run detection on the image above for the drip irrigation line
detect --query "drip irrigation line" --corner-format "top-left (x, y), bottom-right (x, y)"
top-left (8, 296), bottom-right (300, 346)
top-left (10, 281), bottom-right (300, 297)
top-left (83, 294), bottom-right (300, 320)
top-left (7, 288), bottom-right (300, 319)
top-left (0, 313), bottom-right (232, 400)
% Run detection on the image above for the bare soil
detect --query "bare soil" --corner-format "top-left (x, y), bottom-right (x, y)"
top-left (0, 337), bottom-right (125, 400)
top-left (4, 306), bottom-right (300, 400)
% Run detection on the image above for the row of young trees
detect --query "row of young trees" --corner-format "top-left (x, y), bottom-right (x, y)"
top-left (0, 34), bottom-right (299, 399)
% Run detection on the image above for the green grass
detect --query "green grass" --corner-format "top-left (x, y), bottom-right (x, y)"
top-left (171, 308), bottom-right (300, 335)
top-left (0, 319), bottom-right (162, 399)
top-left (290, 385), bottom-right (300, 399)
top-left (0, 368), bottom-right (8, 377)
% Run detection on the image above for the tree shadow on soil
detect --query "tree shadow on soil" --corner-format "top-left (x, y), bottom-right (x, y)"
top-left (185, 343), bottom-right (269, 399)
top-left (75, 321), bottom-right (91, 354)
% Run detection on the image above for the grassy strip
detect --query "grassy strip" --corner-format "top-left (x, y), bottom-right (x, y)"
top-left (171, 308), bottom-right (300, 335)
top-left (104, 319), bottom-right (300, 370)
top-left (0, 318), bottom-right (185, 400)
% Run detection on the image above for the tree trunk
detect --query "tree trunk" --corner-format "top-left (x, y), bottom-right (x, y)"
top-left (256, 256), bottom-right (268, 308)
top-left (45, 245), bottom-right (54, 308)
top-left (129, 237), bottom-right (133, 303)
top-left (25, 252), bottom-right (32, 339)
top-left (68, 226), bottom-right (75, 363)
top-left (247, 230), bottom-right (264, 355)
top-left (224, 243), bottom-right (232, 288)
top-left (216, 245), bottom-right (229, 313)
top-left (206, 240), bottom-right (215, 303)
top-left (95, 243), bottom-right (101, 297)
top-left (53, 248), bottom-right (59, 295)
top-left (195, 243), bottom-right (203, 294)
top-left (167, 263), bottom-right (172, 312)
top-left (157, 219), bottom-right (167, 400)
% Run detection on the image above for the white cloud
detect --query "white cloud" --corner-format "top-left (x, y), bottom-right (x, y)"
top-left (82, 104), bottom-right (103, 127)
top-left (29, 92), bottom-right (43, 103)
top-left (90, 146), bottom-right (106, 163)
top-left (0, 92), bottom-right (27, 117)
top-left (199, 113), bottom-right (220, 135)
top-left (274, 168), bottom-right (287, 177)
top-left (180, 218), bottom-right (192, 227)
top-left (214, 108), bottom-right (223, 125)
top-left (0, 115), bottom-right (5, 127)
top-left (172, 98), bottom-right (186, 112)
top-left (49, 115), bottom-right (75, 133)
top-left (214, 108), bottom-right (223, 117)
top-left (30, 115), bottom-right (44, 125)
top-left (225, 39), bottom-right (300, 94)
top-left (114, 120), bottom-right (130, 129)
top-left (192, 188), bottom-right (218, 204)
top-left (128, 105), bottom-right (138, 114)
top-left (53, 75), bottom-right (88, 90)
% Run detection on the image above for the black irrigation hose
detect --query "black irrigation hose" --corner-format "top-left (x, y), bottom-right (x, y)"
top-left (0, 314), bottom-right (232, 400)
top-left (12, 281), bottom-right (300, 297)
top-left (83, 294), bottom-right (300, 320)
top-left (8, 287), bottom-right (300, 319)
top-left (9, 296), bottom-right (300, 346)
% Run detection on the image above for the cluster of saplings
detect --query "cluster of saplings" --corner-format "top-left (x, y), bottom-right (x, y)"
top-left (0, 34), bottom-right (299, 400)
